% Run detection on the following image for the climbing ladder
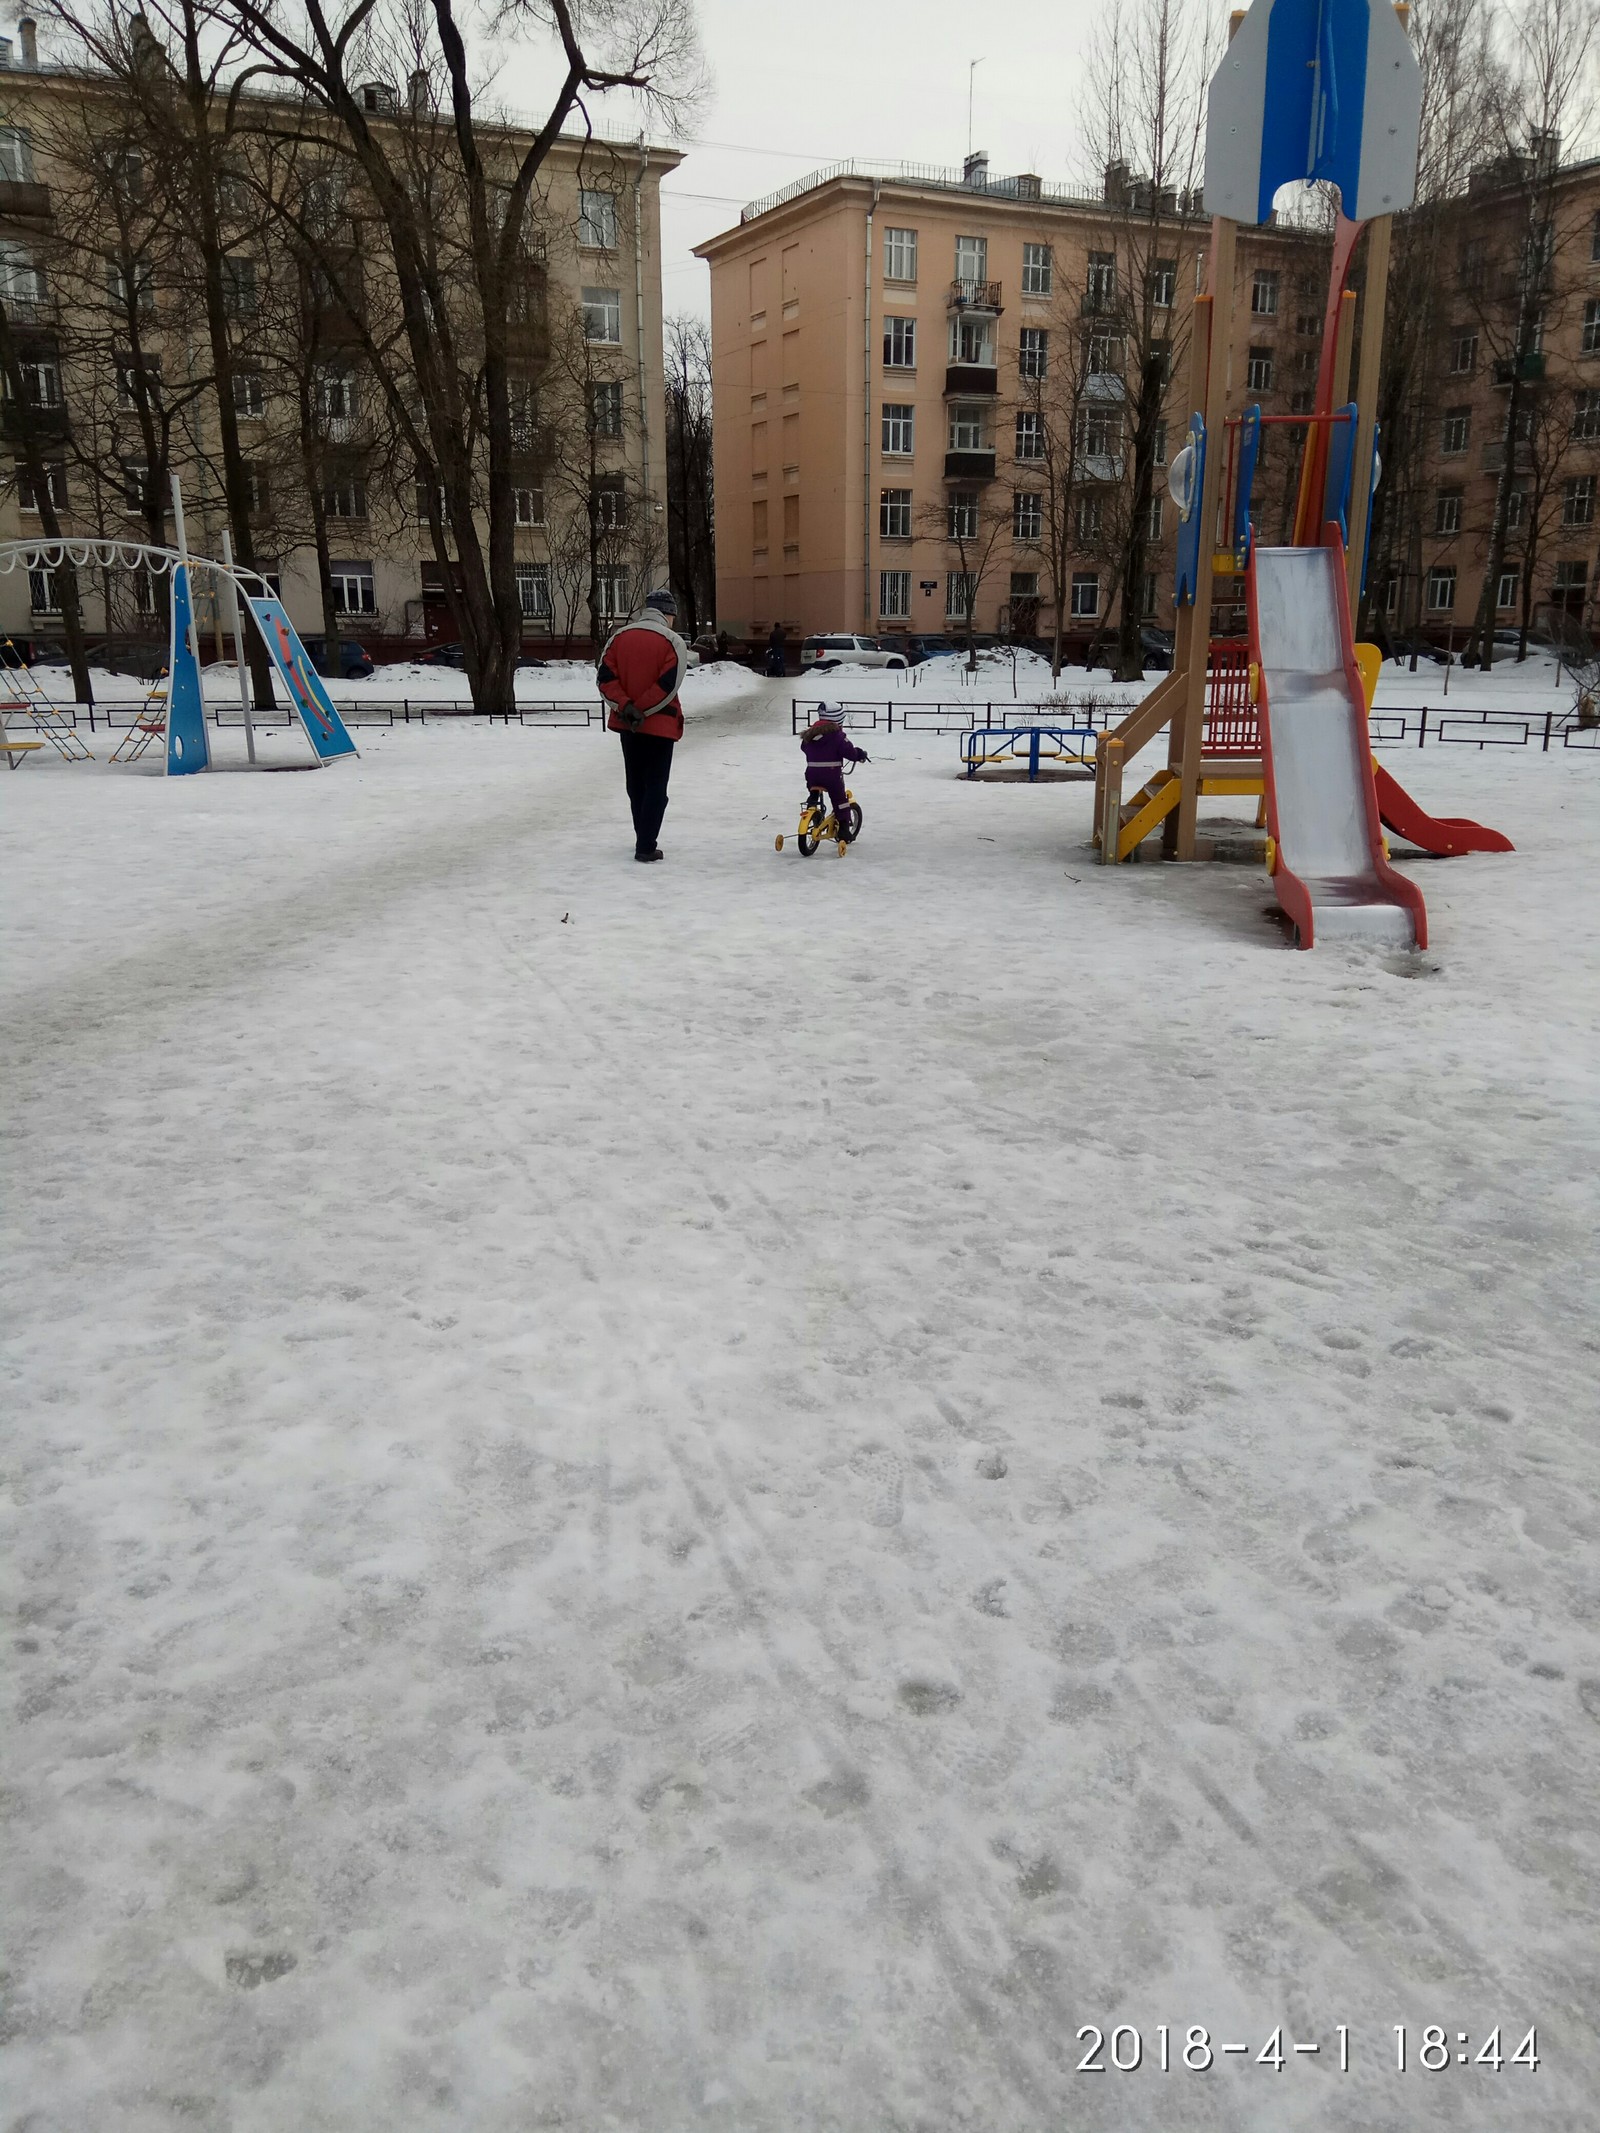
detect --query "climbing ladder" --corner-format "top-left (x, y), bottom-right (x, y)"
top-left (0, 639), bottom-right (94, 760)
top-left (108, 678), bottom-right (170, 763)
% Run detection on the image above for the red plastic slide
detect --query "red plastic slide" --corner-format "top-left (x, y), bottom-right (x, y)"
top-left (1372, 763), bottom-right (1514, 856)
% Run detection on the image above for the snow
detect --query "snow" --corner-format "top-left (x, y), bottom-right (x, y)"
top-left (4, 661), bottom-right (1599, 2131)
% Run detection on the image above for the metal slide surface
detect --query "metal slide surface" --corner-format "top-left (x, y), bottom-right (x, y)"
top-left (1251, 540), bottom-right (1428, 949)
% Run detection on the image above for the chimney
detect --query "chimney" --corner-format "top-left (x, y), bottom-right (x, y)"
top-left (408, 69), bottom-right (428, 112)
top-left (963, 151), bottom-right (989, 189)
top-left (18, 15), bottom-right (37, 66)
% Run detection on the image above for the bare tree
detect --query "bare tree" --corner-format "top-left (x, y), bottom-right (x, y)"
top-left (1011, 285), bottom-right (1096, 679)
top-left (1078, 0), bottom-right (1209, 681)
top-left (917, 485), bottom-right (1009, 670)
top-left (178, 0), bottom-right (703, 712)
top-left (663, 310), bottom-right (711, 637)
top-left (1461, 0), bottom-right (1597, 669)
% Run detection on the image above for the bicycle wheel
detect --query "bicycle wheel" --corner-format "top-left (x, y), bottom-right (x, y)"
top-left (840, 802), bottom-right (863, 843)
top-left (796, 810), bottom-right (821, 856)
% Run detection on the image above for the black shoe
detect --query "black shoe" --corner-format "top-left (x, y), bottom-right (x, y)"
top-left (635, 846), bottom-right (664, 862)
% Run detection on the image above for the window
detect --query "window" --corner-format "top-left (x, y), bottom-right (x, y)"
top-left (0, 126), bottom-right (34, 183)
top-left (882, 402), bottom-right (914, 455)
top-left (1434, 489), bottom-right (1462, 535)
top-left (303, 172), bottom-right (346, 236)
top-left (1087, 332), bottom-right (1121, 375)
top-left (589, 379), bottom-right (624, 437)
top-left (1013, 490), bottom-right (1042, 541)
top-left (16, 460), bottom-right (66, 511)
top-left (1575, 389), bottom-right (1600, 441)
top-left (884, 226), bottom-right (917, 282)
top-left (1583, 299), bottom-right (1600, 354)
top-left (1251, 269), bottom-right (1279, 316)
top-left (1449, 332), bottom-right (1478, 376)
top-left (123, 460), bottom-right (151, 516)
top-left (1295, 312), bottom-right (1320, 336)
top-left (1018, 327), bottom-right (1048, 380)
top-left (578, 189), bottom-right (618, 249)
top-left (508, 381), bottom-right (540, 451)
top-left (1593, 210), bottom-right (1600, 264)
top-left (1154, 420), bottom-right (1168, 467)
top-left (0, 241), bottom-right (45, 311)
top-left (950, 313), bottom-right (994, 365)
top-left (1070, 570), bottom-right (1099, 617)
top-left (1151, 258), bottom-right (1176, 308)
top-left (111, 149), bottom-right (145, 204)
top-left (1553, 559), bottom-right (1588, 602)
top-left (1076, 407), bottom-right (1121, 460)
top-left (949, 403), bottom-right (987, 451)
top-left (946, 569), bottom-right (974, 619)
top-left (414, 481), bottom-right (449, 525)
top-left (242, 463), bottom-right (269, 514)
top-left (883, 316), bottom-right (916, 368)
top-left (1426, 565), bottom-right (1456, 611)
top-left (114, 355), bottom-right (160, 411)
top-left (1021, 242), bottom-right (1052, 296)
top-left (1441, 406), bottom-right (1470, 454)
top-left (517, 563), bottom-right (552, 621)
top-left (595, 477), bottom-right (628, 529)
top-left (233, 371), bottom-right (264, 419)
top-left (954, 233), bottom-right (988, 287)
top-left (1506, 488), bottom-right (1527, 530)
top-left (879, 569), bottom-right (911, 619)
top-left (1563, 475), bottom-right (1596, 527)
top-left (28, 564), bottom-right (60, 614)
top-left (1086, 250), bottom-right (1116, 312)
top-left (15, 356), bottom-right (61, 408)
top-left (948, 491), bottom-right (979, 539)
top-left (1010, 571), bottom-right (1038, 600)
top-left (751, 498), bottom-right (767, 546)
top-left (359, 81), bottom-right (397, 114)
top-left (880, 487), bottom-right (912, 539)
top-left (1141, 571), bottom-right (1159, 618)
top-left (221, 256), bottom-right (256, 318)
top-left (582, 286), bottom-right (621, 343)
top-left (1146, 494), bottom-right (1163, 541)
top-left (330, 560), bottom-right (376, 615)
top-left (1497, 569), bottom-right (1520, 610)
top-left (1014, 408), bottom-right (1044, 460)
top-left (513, 484), bottom-right (544, 526)
top-left (1075, 493), bottom-right (1102, 541)
top-left (1247, 346), bottom-right (1274, 392)
top-left (324, 471), bottom-right (368, 519)
top-left (596, 567), bottom-right (631, 621)
top-left (1459, 239), bottom-right (1486, 291)
top-left (1151, 338), bottom-right (1172, 387)
top-left (315, 367), bottom-right (357, 428)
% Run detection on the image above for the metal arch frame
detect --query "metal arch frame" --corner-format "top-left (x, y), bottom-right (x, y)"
top-left (0, 535), bottom-right (273, 597)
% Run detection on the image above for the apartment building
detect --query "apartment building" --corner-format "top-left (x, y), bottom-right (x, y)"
top-left (696, 150), bottom-right (1600, 651)
top-left (0, 35), bottom-right (681, 655)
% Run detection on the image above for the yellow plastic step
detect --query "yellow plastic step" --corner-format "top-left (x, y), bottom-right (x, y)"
top-left (1116, 770), bottom-right (1181, 859)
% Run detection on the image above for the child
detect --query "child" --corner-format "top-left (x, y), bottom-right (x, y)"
top-left (800, 705), bottom-right (869, 823)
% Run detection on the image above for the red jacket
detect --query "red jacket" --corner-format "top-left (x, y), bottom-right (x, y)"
top-left (598, 611), bottom-right (688, 740)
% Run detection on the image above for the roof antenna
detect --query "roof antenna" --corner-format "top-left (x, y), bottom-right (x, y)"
top-left (967, 57), bottom-right (983, 159)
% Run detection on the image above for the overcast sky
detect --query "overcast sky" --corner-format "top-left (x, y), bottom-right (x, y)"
top-left (501, 0), bottom-right (1103, 324)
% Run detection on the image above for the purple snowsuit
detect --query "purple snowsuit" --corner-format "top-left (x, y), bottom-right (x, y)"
top-left (801, 721), bottom-right (867, 814)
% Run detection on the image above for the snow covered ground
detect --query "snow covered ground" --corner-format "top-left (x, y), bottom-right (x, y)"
top-left (5, 665), bottom-right (1599, 2131)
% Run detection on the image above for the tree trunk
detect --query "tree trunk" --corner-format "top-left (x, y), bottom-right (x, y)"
top-left (0, 309), bottom-right (94, 703)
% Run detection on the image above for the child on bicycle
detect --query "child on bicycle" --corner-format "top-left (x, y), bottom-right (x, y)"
top-left (800, 705), bottom-right (869, 824)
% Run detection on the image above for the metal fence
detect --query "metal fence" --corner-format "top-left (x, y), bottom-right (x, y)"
top-left (51, 697), bottom-right (609, 732)
top-left (794, 697), bottom-right (1600, 753)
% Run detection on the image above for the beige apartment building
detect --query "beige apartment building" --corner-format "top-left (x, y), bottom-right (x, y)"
top-left (0, 33), bottom-right (680, 656)
top-left (697, 150), bottom-right (1600, 652)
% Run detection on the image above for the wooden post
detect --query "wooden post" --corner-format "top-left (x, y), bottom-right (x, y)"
top-left (1346, 215), bottom-right (1390, 618)
top-left (1175, 221), bottom-right (1235, 860)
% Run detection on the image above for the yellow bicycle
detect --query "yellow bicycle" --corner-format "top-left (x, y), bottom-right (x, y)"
top-left (775, 784), bottom-right (862, 857)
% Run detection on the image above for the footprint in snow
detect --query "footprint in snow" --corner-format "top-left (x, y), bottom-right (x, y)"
top-left (851, 1448), bottom-right (904, 1528)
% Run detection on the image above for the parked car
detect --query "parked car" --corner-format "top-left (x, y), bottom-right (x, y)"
top-left (1081, 625), bottom-right (1175, 672)
top-left (1384, 632), bottom-right (1452, 666)
top-left (800, 633), bottom-right (909, 671)
top-left (417, 641), bottom-right (467, 668)
top-left (903, 634), bottom-right (960, 664)
top-left (301, 636), bottom-right (375, 678)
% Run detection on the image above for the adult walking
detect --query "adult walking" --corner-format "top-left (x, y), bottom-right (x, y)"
top-left (597, 588), bottom-right (689, 863)
top-left (764, 622), bottom-right (786, 678)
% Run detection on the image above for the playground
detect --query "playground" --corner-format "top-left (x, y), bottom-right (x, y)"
top-left (6, 680), bottom-right (1599, 2129)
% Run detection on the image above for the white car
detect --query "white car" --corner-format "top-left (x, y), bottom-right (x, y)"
top-left (801, 633), bottom-right (908, 671)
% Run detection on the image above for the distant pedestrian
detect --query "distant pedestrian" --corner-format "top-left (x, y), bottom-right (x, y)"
top-left (597, 588), bottom-right (689, 863)
top-left (716, 628), bottom-right (730, 661)
top-left (764, 622), bottom-right (786, 678)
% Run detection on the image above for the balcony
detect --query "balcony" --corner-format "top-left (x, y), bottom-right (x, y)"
top-left (1, 402), bottom-right (68, 440)
top-left (1084, 370), bottom-right (1127, 402)
top-left (0, 180), bottom-right (51, 220)
top-left (1493, 352), bottom-right (1546, 387)
top-left (944, 447), bottom-right (996, 479)
top-left (948, 278), bottom-right (1003, 314)
top-left (1081, 290), bottom-right (1118, 319)
top-left (1481, 440), bottom-right (1533, 474)
top-left (944, 362), bottom-right (998, 396)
